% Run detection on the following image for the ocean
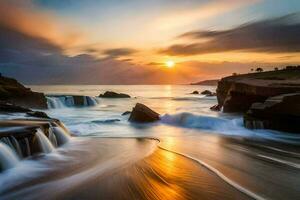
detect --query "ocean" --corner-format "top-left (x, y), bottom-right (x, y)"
top-left (0, 85), bottom-right (299, 199)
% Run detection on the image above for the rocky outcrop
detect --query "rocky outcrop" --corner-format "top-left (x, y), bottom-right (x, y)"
top-left (216, 69), bottom-right (300, 113)
top-left (0, 103), bottom-right (32, 113)
top-left (244, 93), bottom-right (300, 133)
top-left (99, 91), bottom-right (130, 98)
top-left (27, 111), bottom-right (50, 119)
top-left (191, 79), bottom-right (219, 86)
top-left (0, 76), bottom-right (47, 109)
top-left (191, 91), bottom-right (199, 94)
top-left (129, 103), bottom-right (160, 123)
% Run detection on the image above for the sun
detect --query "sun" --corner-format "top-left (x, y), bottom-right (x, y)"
top-left (165, 60), bottom-right (175, 68)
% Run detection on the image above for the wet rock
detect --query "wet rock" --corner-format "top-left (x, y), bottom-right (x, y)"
top-left (217, 69), bottom-right (300, 113)
top-left (26, 111), bottom-right (50, 119)
top-left (201, 90), bottom-right (216, 96)
top-left (210, 104), bottom-right (221, 111)
top-left (129, 103), bottom-right (160, 123)
top-left (191, 91), bottom-right (199, 94)
top-left (122, 111), bottom-right (131, 116)
top-left (244, 93), bottom-right (300, 133)
top-left (0, 103), bottom-right (32, 113)
top-left (0, 76), bottom-right (47, 109)
top-left (99, 91), bottom-right (131, 98)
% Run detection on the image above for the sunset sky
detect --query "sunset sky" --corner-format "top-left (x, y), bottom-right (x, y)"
top-left (0, 0), bottom-right (299, 84)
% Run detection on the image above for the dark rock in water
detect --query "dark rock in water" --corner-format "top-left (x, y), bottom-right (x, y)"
top-left (217, 69), bottom-right (300, 113)
top-left (201, 90), bottom-right (216, 96)
top-left (27, 111), bottom-right (50, 119)
top-left (122, 111), bottom-right (131, 116)
top-left (129, 103), bottom-right (160, 123)
top-left (191, 91), bottom-right (199, 94)
top-left (0, 76), bottom-right (47, 109)
top-left (210, 104), bottom-right (221, 111)
top-left (244, 93), bottom-right (300, 133)
top-left (0, 103), bottom-right (32, 113)
top-left (73, 95), bottom-right (86, 106)
top-left (99, 91), bottom-right (130, 98)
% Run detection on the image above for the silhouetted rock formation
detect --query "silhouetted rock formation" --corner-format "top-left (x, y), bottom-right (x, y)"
top-left (0, 76), bottom-right (47, 109)
top-left (216, 69), bottom-right (300, 113)
top-left (99, 91), bottom-right (130, 98)
top-left (191, 91), bottom-right (199, 94)
top-left (244, 93), bottom-right (300, 133)
top-left (129, 103), bottom-right (160, 123)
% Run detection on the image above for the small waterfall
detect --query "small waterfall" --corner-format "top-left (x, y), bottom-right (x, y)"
top-left (0, 142), bottom-right (19, 171)
top-left (47, 96), bottom-right (98, 109)
top-left (46, 97), bottom-right (66, 109)
top-left (35, 129), bottom-right (55, 154)
top-left (86, 96), bottom-right (98, 106)
top-left (52, 127), bottom-right (71, 146)
top-left (10, 136), bottom-right (23, 158)
top-left (48, 129), bottom-right (58, 148)
top-left (24, 138), bottom-right (31, 157)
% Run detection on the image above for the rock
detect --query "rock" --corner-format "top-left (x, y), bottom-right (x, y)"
top-left (216, 69), bottom-right (300, 113)
top-left (73, 96), bottom-right (86, 106)
top-left (122, 111), bottom-right (131, 116)
top-left (99, 91), bottom-right (131, 98)
top-left (201, 90), bottom-right (216, 96)
top-left (129, 103), bottom-right (160, 123)
top-left (191, 91), bottom-right (199, 94)
top-left (210, 104), bottom-right (221, 111)
top-left (26, 111), bottom-right (50, 119)
top-left (0, 76), bottom-right (47, 109)
top-left (244, 93), bottom-right (300, 133)
top-left (0, 102), bottom-right (32, 112)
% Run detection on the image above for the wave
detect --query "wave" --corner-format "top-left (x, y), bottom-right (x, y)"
top-left (47, 95), bottom-right (99, 109)
top-left (91, 119), bottom-right (121, 124)
top-left (160, 112), bottom-right (300, 144)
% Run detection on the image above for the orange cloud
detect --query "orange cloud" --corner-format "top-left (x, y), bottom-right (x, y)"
top-left (0, 1), bottom-right (83, 49)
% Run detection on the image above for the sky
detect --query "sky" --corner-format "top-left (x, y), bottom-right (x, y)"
top-left (0, 0), bottom-right (299, 84)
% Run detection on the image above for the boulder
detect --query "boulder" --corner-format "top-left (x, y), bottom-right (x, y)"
top-left (0, 103), bottom-right (32, 113)
top-left (244, 93), bottom-right (300, 133)
top-left (191, 91), bottom-right (199, 94)
top-left (129, 103), bottom-right (160, 123)
top-left (0, 76), bottom-right (47, 109)
top-left (201, 90), bottom-right (216, 96)
top-left (99, 91), bottom-right (131, 98)
top-left (27, 111), bottom-right (50, 119)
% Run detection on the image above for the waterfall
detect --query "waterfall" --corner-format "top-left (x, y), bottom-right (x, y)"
top-left (24, 138), bottom-right (31, 157)
top-left (52, 127), bottom-right (70, 146)
top-left (46, 97), bottom-right (66, 109)
top-left (10, 136), bottom-right (23, 158)
top-left (0, 142), bottom-right (19, 171)
top-left (86, 96), bottom-right (98, 106)
top-left (48, 129), bottom-right (58, 147)
top-left (35, 129), bottom-right (55, 154)
top-left (47, 96), bottom-right (99, 109)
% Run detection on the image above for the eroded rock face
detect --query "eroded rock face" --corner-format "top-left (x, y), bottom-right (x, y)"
top-left (99, 91), bottom-right (130, 98)
top-left (129, 103), bottom-right (160, 123)
top-left (217, 70), bottom-right (300, 113)
top-left (0, 76), bottom-right (47, 109)
top-left (244, 93), bottom-right (300, 133)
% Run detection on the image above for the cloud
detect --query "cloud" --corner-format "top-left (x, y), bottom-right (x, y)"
top-left (102, 48), bottom-right (137, 58)
top-left (160, 13), bottom-right (300, 56)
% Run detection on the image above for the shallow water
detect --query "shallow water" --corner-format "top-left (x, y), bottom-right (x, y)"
top-left (0, 85), bottom-right (299, 199)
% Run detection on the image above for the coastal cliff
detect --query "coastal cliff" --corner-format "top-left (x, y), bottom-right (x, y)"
top-left (0, 75), bottom-right (47, 109)
top-left (216, 68), bottom-right (300, 113)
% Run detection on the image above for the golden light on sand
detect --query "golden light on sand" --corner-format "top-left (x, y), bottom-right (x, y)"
top-left (165, 60), bottom-right (175, 68)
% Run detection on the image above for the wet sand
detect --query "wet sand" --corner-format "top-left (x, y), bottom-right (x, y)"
top-left (0, 137), bottom-right (251, 200)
